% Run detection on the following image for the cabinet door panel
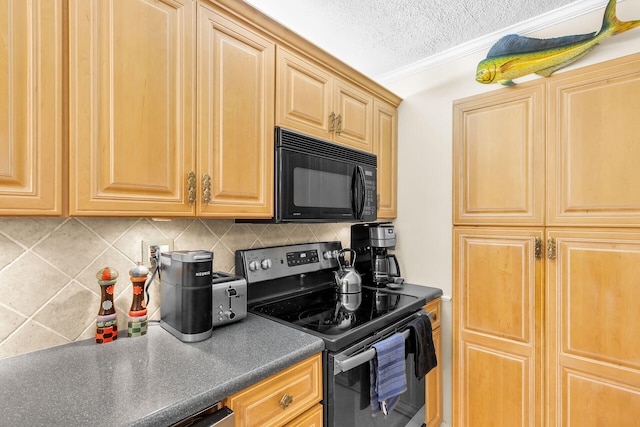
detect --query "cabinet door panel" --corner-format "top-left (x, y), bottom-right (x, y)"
top-left (0, 0), bottom-right (62, 215)
top-left (276, 48), bottom-right (332, 141)
top-left (562, 369), bottom-right (640, 427)
top-left (453, 228), bottom-right (543, 427)
top-left (69, 0), bottom-right (195, 215)
top-left (198, 6), bottom-right (274, 216)
top-left (333, 79), bottom-right (372, 151)
top-left (425, 326), bottom-right (442, 427)
top-left (548, 56), bottom-right (640, 226)
top-left (547, 229), bottom-right (640, 426)
top-left (373, 99), bottom-right (397, 218)
top-left (453, 83), bottom-right (545, 225)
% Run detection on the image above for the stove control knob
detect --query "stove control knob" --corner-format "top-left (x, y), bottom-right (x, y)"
top-left (261, 259), bottom-right (272, 269)
top-left (323, 251), bottom-right (334, 260)
top-left (248, 260), bottom-right (260, 271)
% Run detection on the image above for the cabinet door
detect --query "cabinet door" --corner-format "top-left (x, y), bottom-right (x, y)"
top-left (453, 228), bottom-right (544, 427)
top-left (373, 99), bottom-right (397, 218)
top-left (333, 78), bottom-right (373, 151)
top-left (425, 327), bottom-right (442, 427)
top-left (453, 82), bottom-right (545, 225)
top-left (547, 229), bottom-right (640, 427)
top-left (0, 0), bottom-right (62, 215)
top-left (283, 403), bottom-right (323, 427)
top-left (547, 54), bottom-right (640, 226)
top-left (197, 5), bottom-right (274, 217)
top-left (424, 298), bottom-right (442, 427)
top-left (276, 47), bottom-right (332, 141)
top-left (69, 0), bottom-right (195, 216)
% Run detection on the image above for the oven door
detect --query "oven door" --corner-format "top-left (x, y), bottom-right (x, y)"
top-left (324, 314), bottom-right (426, 427)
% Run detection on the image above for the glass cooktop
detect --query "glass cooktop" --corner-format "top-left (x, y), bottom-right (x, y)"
top-left (249, 285), bottom-right (422, 351)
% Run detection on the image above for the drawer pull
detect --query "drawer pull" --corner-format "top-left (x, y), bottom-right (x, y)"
top-left (279, 393), bottom-right (294, 409)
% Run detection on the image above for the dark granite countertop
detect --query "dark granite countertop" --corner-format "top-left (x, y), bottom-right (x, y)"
top-left (0, 313), bottom-right (324, 427)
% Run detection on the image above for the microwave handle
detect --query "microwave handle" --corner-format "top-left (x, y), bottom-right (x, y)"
top-left (352, 166), bottom-right (366, 219)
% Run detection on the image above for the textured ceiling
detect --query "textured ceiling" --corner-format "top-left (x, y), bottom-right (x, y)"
top-left (243, 0), bottom-right (585, 80)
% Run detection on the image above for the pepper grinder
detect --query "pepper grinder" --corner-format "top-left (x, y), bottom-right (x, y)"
top-left (96, 267), bottom-right (118, 344)
top-left (128, 264), bottom-right (149, 337)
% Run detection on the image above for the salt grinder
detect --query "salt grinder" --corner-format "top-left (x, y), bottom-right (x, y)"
top-left (96, 267), bottom-right (118, 344)
top-left (128, 264), bottom-right (149, 337)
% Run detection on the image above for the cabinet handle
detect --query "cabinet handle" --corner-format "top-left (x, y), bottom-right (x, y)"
top-left (329, 112), bottom-right (336, 132)
top-left (547, 237), bottom-right (556, 260)
top-left (187, 171), bottom-right (196, 206)
top-left (279, 393), bottom-right (294, 409)
top-left (202, 173), bottom-right (211, 205)
top-left (336, 114), bottom-right (342, 135)
top-left (534, 237), bottom-right (542, 260)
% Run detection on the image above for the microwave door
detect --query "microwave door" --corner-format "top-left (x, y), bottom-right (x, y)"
top-left (280, 149), bottom-right (357, 221)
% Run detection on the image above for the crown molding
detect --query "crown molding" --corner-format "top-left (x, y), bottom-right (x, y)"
top-left (376, 0), bottom-right (614, 85)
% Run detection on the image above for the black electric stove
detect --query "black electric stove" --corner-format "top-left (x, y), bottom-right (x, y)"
top-left (235, 241), bottom-right (427, 352)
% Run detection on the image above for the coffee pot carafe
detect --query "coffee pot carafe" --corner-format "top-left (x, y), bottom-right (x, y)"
top-left (373, 251), bottom-right (401, 283)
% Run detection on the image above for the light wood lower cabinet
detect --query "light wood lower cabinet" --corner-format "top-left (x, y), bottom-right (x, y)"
top-left (224, 353), bottom-right (322, 427)
top-left (547, 229), bottom-right (640, 427)
top-left (283, 403), bottom-right (323, 427)
top-left (424, 298), bottom-right (442, 427)
top-left (0, 0), bottom-right (62, 215)
top-left (453, 228), bottom-right (544, 427)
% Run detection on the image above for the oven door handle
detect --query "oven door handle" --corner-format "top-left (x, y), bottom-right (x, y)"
top-left (333, 312), bottom-right (433, 375)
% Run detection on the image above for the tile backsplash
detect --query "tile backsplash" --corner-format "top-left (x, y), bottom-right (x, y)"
top-left (0, 218), bottom-right (351, 359)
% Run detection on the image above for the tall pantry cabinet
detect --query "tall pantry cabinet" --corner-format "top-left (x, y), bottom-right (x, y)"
top-left (453, 52), bottom-right (640, 427)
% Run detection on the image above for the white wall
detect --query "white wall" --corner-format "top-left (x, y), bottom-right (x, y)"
top-left (386, 1), bottom-right (640, 425)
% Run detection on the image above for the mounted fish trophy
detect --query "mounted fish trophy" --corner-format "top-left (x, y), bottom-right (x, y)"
top-left (476, 0), bottom-right (640, 86)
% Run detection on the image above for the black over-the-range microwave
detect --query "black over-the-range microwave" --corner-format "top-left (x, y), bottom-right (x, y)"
top-left (273, 127), bottom-right (377, 223)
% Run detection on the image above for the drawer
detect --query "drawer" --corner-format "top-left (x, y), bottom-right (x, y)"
top-left (424, 297), bottom-right (441, 330)
top-left (225, 353), bottom-right (322, 427)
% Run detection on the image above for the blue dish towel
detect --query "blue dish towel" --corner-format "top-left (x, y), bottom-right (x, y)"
top-left (369, 332), bottom-right (407, 417)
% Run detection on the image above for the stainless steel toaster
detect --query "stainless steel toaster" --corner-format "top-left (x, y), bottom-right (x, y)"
top-left (211, 272), bottom-right (247, 327)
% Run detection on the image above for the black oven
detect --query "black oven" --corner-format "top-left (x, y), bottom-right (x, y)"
top-left (275, 127), bottom-right (377, 223)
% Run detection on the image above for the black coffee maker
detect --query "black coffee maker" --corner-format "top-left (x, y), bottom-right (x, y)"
top-left (351, 222), bottom-right (401, 286)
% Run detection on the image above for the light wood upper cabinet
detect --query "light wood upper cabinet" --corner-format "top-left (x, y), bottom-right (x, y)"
top-left (277, 47), bottom-right (373, 152)
top-left (276, 48), bottom-right (332, 140)
top-left (453, 81), bottom-right (545, 226)
top-left (453, 228), bottom-right (544, 427)
top-left (332, 78), bottom-right (372, 151)
top-left (197, 3), bottom-right (274, 217)
top-left (0, 0), bottom-right (62, 215)
top-left (373, 99), bottom-right (397, 218)
top-left (547, 229), bottom-right (640, 426)
top-left (547, 54), bottom-right (640, 226)
top-left (68, 0), bottom-right (196, 216)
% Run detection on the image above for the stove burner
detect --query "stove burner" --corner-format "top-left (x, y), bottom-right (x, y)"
top-left (297, 304), bottom-right (358, 331)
